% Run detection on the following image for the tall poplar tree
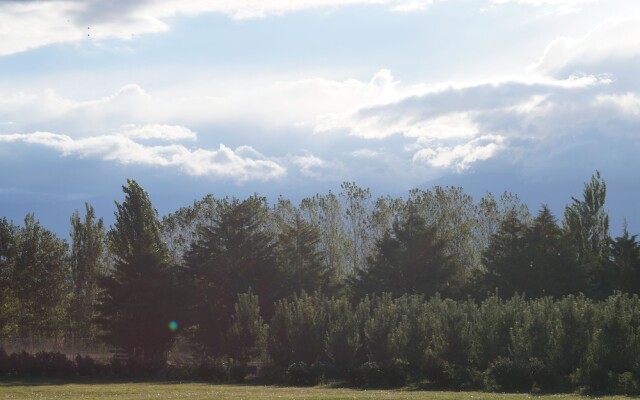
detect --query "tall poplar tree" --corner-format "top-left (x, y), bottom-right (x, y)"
top-left (69, 203), bottom-right (105, 338)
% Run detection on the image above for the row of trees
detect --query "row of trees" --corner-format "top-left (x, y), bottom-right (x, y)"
top-left (1, 173), bottom-right (640, 368)
top-left (241, 291), bottom-right (640, 393)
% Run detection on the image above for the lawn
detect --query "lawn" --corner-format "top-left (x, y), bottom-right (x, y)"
top-left (0, 382), bottom-right (630, 400)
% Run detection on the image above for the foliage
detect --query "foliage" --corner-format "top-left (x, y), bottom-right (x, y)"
top-left (226, 291), bottom-right (267, 364)
top-left (69, 203), bottom-right (106, 338)
top-left (95, 179), bottom-right (179, 362)
top-left (183, 196), bottom-right (279, 355)
top-left (350, 210), bottom-right (457, 299)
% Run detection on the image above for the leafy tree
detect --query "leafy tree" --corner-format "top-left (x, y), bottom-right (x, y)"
top-left (341, 182), bottom-right (374, 276)
top-left (300, 192), bottom-right (349, 279)
top-left (69, 203), bottom-right (105, 338)
top-left (96, 180), bottom-right (179, 362)
top-left (183, 196), bottom-right (279, 355)
top-left (11, 214), bottom-right (70, 338)
top-left (161, 194), bottom-right (224, 264)
top-left (0, 218), bottom-right (19, 338)
top-left (564, 171), bottom-right (610, 258)
top-left (563, 171), bottom-right (614, 298)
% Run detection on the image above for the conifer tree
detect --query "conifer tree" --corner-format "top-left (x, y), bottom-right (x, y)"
top-left (350, 209), bottom-right (456, 298)
top-left (96, 180), bottom-right (179, 362)
top-left (184, 196), bottom-right (279, 355)
top-left (277, 213), bottom-right (338, 297)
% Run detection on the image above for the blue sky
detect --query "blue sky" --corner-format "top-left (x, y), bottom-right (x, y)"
top-left (1, 0), bottom-right (640, 236)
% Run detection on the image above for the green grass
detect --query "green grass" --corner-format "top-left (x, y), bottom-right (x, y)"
top-left (0, 382), bottom-right (630, 400)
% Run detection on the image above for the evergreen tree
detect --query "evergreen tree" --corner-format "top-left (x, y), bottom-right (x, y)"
top-left (483, 207), bottom-right (583, 298)
top-left (350, 210), bottom-right (457, 299)
top-left (183, 196), bottom-right (279, 355)
top-left (611, 225), bottom-right (640, 294)
top-left (525, 206), bottom-right (583, 297)
top-left (226, 291), bottom-right (267, 363)
top-left (481, 212), bottom-right (529, 296)
top-left (277, 213), bottom-right (338, 297)
top-left (96, 180), bottom-right (179, 362)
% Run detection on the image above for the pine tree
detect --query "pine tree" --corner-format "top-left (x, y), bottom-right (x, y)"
top-left (183, 196), bottom-right (279, 355)
top-left (277, 213), bottom-right (338, 297)
top-left (350, 210), bottom-right (456, 299)
top-left (481, 212), bottom-right (528, 296)
top-left (96, 180), bottom-right (179, 362)
top-left (226, 291), bottom-right (267, 363)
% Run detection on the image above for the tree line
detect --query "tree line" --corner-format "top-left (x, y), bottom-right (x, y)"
top-left (1, 172), bottom-right (640, 392)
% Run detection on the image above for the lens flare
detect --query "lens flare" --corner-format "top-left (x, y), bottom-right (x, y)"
top-left (168, 320), bottom-right (178, 332)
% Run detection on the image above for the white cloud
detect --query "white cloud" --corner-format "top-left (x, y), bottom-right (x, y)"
top-left (0, 0), bottom-right (439, 56)
top-left (490, 0), bottom-right (598, 14)
top-left (0, 131), bottom-right (285, 182)
top-left (351, 149), bottom-right (380, 158)
top-left (530, 17), bottom-right (640, 77)
top-left (596, 93), bottom-right (640, 116)
top-left (291, 152), bottom-right (329, 179)
top-left (122, 124), bottom-right (197, 141)
top-left (412, 135), bottom-right (506, 171)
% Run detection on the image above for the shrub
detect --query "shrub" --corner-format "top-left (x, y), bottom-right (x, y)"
top-left (616, 371), bottom-right (639, 395)
top-left (487, 356), bottom-right (532, 392)
top-left (193, 357), bottom-right (228, 382)
top-left (384, 358), bottom-right (410, 387)
top-left (0, 348), bottom-right (8, 376)
top-left (286, 361), bottom-right (325, 386)
top-left (229, 362), bottom-right (247, 383)
top-left (358, 361), bottom-right (384, 387)
top-left (75, 354), bottom-right (97, 377)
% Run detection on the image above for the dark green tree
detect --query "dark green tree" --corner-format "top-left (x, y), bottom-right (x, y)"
top-left (525, 206), bottom-right (583, 297)
top-left (96, 180), bottom-right (179, 362)
top-left (481, 212), bottom-right (529, 296)
top-left (483, 207), bottom-right (583, 298)
top-left (69, 203), bottom-right (105, 338)
top-left (277, 213), bottom-right (339, 297)
top-left (226, 291), bottom-right (267, 364)
top-left (611, 225), bottom-right (640, 294)
top-left (350, 209), bottom-right (457, 299)
top-left (183, 196), bottom-right (279, 355)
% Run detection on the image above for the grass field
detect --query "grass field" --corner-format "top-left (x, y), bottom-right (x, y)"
top-left (0, 382), bottom-right (630, 400)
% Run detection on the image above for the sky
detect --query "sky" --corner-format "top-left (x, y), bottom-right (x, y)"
top-left (1, 0), bottom-right (640, 237)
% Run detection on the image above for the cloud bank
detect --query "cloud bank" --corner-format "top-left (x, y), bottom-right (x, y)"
top-left (0, 129), bottom-right (285, 183)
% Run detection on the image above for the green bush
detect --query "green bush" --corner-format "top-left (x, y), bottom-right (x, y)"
top-left (487, 356), bottom-right (532, 392)
top-left (228, 362), bottom-right (247, 383)
top-left (286, 361), bottom-right (325, 386)
top-left (193, 357), bottom-right (228, 382)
